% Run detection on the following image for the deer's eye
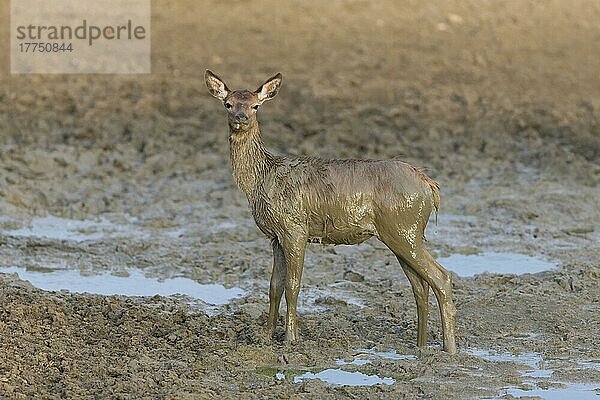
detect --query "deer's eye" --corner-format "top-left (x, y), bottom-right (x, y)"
top-left (224, 102), bottom-right (233, 109)
top-left (252, 104), bottom-right (260, 110)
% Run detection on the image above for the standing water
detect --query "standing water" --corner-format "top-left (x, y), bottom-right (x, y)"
top-left (0, 267), bottom-right (245, 306)
top-left (439, 252), bottom-right (557, 277)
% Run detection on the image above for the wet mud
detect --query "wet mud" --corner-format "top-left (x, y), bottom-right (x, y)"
top-left (1, 0), bottom-right (600, 398)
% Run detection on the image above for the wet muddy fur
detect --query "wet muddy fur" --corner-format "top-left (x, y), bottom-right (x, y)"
top-left (206, 70), bottom-right (457, 353)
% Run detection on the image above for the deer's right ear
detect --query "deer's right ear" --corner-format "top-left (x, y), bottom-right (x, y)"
top-left (205, 70), bottom-right (230, 101)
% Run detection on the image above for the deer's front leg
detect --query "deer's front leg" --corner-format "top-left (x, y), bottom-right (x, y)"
top-left (280, 232), bottom-right (307, 343)
top-left (266, 239), bottom-right (286, 337)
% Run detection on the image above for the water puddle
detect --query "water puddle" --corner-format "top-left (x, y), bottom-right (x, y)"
top-left (504, 382), bottom-right (599, 399)
top-left (439, 252), bottom-right (557, 277)
top-left (293, 369), bottom-right (395, 386)
top-left (5, 215), bottom-right (143, 242)
top-left (0, 266), bottom-right (245, 306)
top-left (579, 360), bottom-right (600, 371)
top-left (469, 348), bottom-right (544, 368)
top-left (266, 348), bottom-right (415, 386)
top-left (469, 349), bottom-right (553, 377)
top-left (469, 349), bottom-right (599, 399)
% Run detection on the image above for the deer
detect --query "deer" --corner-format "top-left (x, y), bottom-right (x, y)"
top-left (205, 70), bottom-right (457, 353)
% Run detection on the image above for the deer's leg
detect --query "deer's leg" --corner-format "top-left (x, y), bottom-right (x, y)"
top-left (397, 257), bottom-right (430, 348)
top-left (280, 232), bottom-right (307, 343)
top-left (417, 249), bottom-right (457, 354)
top-left (266, 238), bottom-right (286, 338)
top-left (381, 237), bottom-right (457, 353)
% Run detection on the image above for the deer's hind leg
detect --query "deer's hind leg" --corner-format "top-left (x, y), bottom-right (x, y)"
top-left (418, 249), bottom-right (457, 354)
top-left (381, 236), bottom-right (457, 354)
top-left (397, 258), bottom-right (430, 348)
top-left (267, 238), bottom-right (286, 338)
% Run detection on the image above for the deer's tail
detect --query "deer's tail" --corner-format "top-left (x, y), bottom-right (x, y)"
top-left (416, 168), bottom-right (440, 225)
top-left (430, 179), bottom-right (440, 225)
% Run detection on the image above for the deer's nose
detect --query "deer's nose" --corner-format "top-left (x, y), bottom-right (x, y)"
top-left (234, 112), bottom-right (248, 122)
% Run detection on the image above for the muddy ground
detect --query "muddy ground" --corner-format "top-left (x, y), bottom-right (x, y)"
top-left (1, 0), bottom-right (599, 398)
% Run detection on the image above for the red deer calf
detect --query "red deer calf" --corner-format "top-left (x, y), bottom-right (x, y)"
top-left (205, 70), bottom-right (457, 353)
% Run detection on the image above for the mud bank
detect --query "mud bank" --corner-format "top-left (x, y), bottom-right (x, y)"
top-left (1, 0), bottom-right (599, 398)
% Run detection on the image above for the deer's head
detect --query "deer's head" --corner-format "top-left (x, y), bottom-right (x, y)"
top-left (205, 70), bottom-right (282, 133)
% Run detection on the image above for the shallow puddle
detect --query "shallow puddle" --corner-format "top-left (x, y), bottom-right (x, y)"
top-left (579, 361), bottom-right (600, 371)
top-left (271, 348), bottom-right (414, 386)
top-left (0, 267), bottom-right (245, 305)
top-left (293, 369), bottom-right (395, 386)
top-left (5, 215), bottom-right (142, 242)
top-left (468, 348), bottom-right (553, 377)
top-left (439, 252), bottom-right (557, 277)
top-left (469, 349), bottom-right (599, 399)
top-left (503, 382), bottom-right (599, 399)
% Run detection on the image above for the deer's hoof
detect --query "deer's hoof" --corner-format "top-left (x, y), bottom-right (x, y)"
top-left (284, 330), bottom-right (298, 343)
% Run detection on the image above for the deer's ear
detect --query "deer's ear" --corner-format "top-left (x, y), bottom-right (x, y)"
top-left (205, 70), bottom-right (230, 101)
top-left (255, 73), bottom-right (282, 104)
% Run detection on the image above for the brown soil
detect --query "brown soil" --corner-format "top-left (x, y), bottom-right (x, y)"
top-left (1, 1), bottom-right (599, 399)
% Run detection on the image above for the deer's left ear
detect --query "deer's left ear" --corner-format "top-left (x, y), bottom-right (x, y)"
top-left (255, 73), bottom-right (282, 104)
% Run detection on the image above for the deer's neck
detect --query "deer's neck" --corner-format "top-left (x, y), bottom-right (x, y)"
top-left (229, 124), bottom-right (272, 201)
